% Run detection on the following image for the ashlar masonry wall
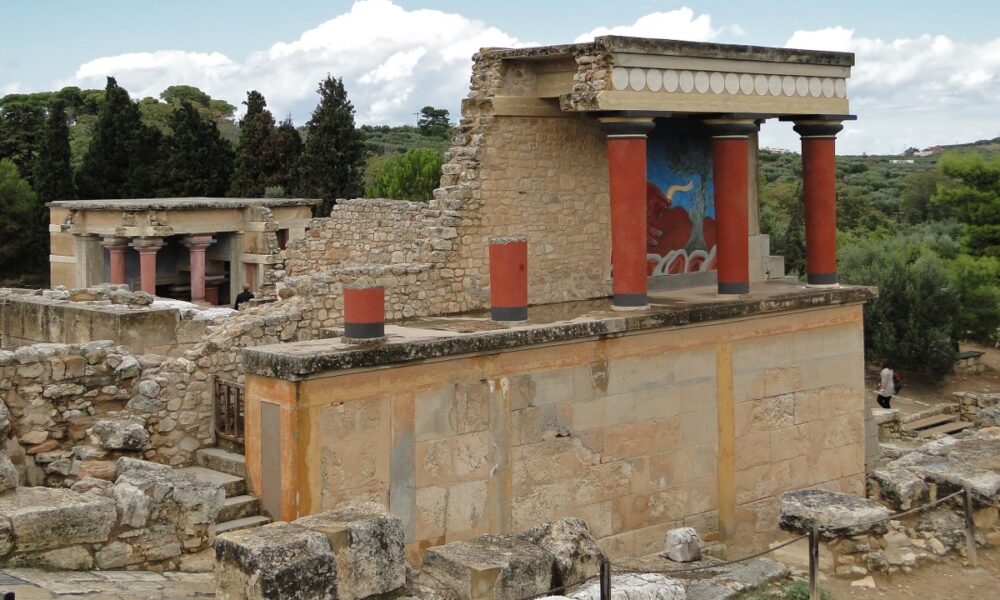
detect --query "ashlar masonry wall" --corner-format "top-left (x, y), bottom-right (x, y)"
top-left (245, 303), bottom-right (867, 561)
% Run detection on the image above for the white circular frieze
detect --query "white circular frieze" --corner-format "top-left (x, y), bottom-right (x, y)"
top-left (664, 70), bottom-right (679, 92)
top-left (694, 71), bottom-right (709, 93)
top-left (795, 76), bottom-right (809, 97)
top-left (809, 77), bottom-right (822, 97)
top-left (739, 74), bottom-right (754, 95)
top-left (821, 78), bottom-right (835, 98)
top-left (769, 75), bottom-right (783, 96)
top-left (835, 78), bottom-right (847, 98)
top-left (646, 69), bottom-right (663, 92)
top-left (755, 74), bottom-right (769, 95)
top-left (611, 68), bottom-right (630, 91)
top-left (679, 70), bottom-right (695, 93)
top-left (710, 72), bottom-right (725, 94)
top-left (781, 75), bottom-right (795, 96)
top-left (629, 68), bottom-right (647, 91)
top-left (724, 73), bottom-right (740, 94)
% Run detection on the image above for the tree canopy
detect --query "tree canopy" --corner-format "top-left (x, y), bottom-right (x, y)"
top-left (228, 90), bottom-right (278, 197)
top-left (33, 98), bottom-right (76, 202)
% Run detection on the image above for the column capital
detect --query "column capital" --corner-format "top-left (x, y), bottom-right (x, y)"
top-left (100, 236), bottom-right (130, 250)
top-left (182, 235), bottom-right (216, 250)
top-left (704, 118), bottom-right (758, 138)
top-left (792, 120), bottom-right (844, 138)
top-left (598, 117), bottom-right (656, 138)
top-left (130, 237), bottom-right (164, 251)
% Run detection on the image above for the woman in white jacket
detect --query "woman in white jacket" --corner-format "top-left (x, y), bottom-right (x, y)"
top-left (876, 361), bottom-right (895, 409)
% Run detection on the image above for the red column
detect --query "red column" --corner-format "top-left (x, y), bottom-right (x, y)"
top-left (130, 238), bottom-right (163, 295)
top-left (600, 117), bottom-right (655, 309)
top-left (707, 120), bottom-right (757, 295)
top-left (343, 284), bottom-right (385, 340)
top-left (794, 120), bottom-right (844, 286)
top-left (489, 236), bottom-right (528, 321)
top-left (183, 235), bottom-right (215, 303)
top-left (101, 237), bottom-right (129, 284)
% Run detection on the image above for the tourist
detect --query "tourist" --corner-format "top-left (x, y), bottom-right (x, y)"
top-left (234, 285), bottom-right (254, 310)
top-left (876, 360), bottom-right (895, 409)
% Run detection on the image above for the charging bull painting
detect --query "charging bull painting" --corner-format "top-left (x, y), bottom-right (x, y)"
top-left (646, 120), bottom-right (716, 276)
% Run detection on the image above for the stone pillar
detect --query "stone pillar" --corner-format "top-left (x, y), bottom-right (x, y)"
top-left (489, 236), bottom-right (528, 322)
top-left (706, 119), bottom-right (757, 295)
top-left (101, 237), bottom-right (130, 285)
top-left (599, 117), bottom-right (655, 309)
top-left (183, 235), bottom-right (215, 303)
top-left (794, 120), bottom-right (844, 286)
top-left (130, 238), bottom-right (163, 295)
top-left (73, 234), bottom-right (103, 288)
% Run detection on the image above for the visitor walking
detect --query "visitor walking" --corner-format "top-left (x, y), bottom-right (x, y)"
top-left (234, 285), bottom-right (254, 310)
top-left (876, 360), bottom-right (895, 409)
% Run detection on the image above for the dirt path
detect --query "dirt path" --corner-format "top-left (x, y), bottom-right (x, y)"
top-left (820, 546), bottom-right (1000, 599)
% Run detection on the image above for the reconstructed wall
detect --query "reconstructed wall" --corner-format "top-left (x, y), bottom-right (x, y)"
top-left (244, 303), bottom-right (867, 560)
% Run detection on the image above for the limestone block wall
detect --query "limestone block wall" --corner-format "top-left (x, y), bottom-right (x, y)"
top-left (245, 303), bottom-right (867, 561)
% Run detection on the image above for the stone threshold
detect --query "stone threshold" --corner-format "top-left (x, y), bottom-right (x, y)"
top-left (243, 282), bottom-right (875, 380)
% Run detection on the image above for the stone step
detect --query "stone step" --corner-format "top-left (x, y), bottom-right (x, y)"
top-left (216, 515), bottom-right (272, 535)
top-left (218, 495), bottom-right (260, 523)
top-left (177, 465), bottom-right (246, 498)
top-left (196, 447), bottom-right (247, 479)
top-left (917, 420), bottom-right (974, 438)
top-left (902, 413), bottom-right (956, 432)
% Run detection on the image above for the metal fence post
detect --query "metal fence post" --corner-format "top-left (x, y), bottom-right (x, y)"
top-left (964, 486), bottom-right (978, 568)
top-left (600, 557), bottom-right (611, 600)
top-left (808, 525), bottom-right (820, 600)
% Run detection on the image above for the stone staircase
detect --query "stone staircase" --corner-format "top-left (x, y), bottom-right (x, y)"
top-left (178, 448), bottom-right (271, 534)
top-left (902, 412), bottom-right (973, 438)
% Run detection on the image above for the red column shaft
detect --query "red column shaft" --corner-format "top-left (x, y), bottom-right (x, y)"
top-left (188, 247), bottom-right (208, 302)
top-left (802, 137), bottom-right (838, 285)
top-left (606, 137), bottom-right (648, 307)
top-left (343, 286), bottom-right (385, 339)
top-left (108, 247), bottom-right (127, 284)
top-left (712, 137), bottom-right (750, 295)
top-left (489, 238), bottom-right (528, 321)
top-left (137, 247), bottom-right (159, 295)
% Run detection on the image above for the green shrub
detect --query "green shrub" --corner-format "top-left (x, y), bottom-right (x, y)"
top-left (364, 148), bottom-right (443, 203)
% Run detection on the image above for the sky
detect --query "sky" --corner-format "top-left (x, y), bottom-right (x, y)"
top-left (2, 0), bottom-right (999, 154)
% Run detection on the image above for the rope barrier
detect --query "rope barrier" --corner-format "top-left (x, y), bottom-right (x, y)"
top-left (610, 533), bottom-right (809, 575)
top-left (817, 490), bottom-right (964, 534)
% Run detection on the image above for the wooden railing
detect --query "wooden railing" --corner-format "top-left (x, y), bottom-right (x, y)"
top-left (214, 379), bottom-right (245, 446)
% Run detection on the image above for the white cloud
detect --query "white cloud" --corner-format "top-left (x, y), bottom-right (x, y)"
top-left (0, 82), bottom-right (23, 96)
top-left (63, 0), bottom-right (524, 125)
top-left (574, 7), bottom-right (723, 43)
top-left (778, 28), bottom-right (1000, 153)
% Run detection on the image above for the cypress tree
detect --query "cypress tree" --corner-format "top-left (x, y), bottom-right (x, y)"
top-left (162, 101), bottom-right (234, 196)
top-left (77, 77), bottom-right (161, 198)
top-left (298, 76), bottom-right (365, 215)
top-left (34, 98), bottom-right (76, 201)
top-left (267, 117), bottom-right (303, 195)
top-left (229, 91), bottom-right (278, 197)
top-left (0, 159), bottom-right (47, 279)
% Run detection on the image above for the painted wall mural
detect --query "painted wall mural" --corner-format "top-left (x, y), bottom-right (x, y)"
top-left (646, 120), bottom-right (717, 276)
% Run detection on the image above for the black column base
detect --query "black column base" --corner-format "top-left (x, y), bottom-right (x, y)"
top-left (344, 321), bottom-right (385, 339)
top-left (807, 272), bottom-right (837, 286)
top-left (718, 281), bottom-right (750, 295)
top-left (613, 293), bottom-right (648, 308)
top-left (491, 306), bottom-right (528, 322)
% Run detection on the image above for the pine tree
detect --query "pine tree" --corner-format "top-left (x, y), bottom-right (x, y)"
top-left (267, 117), bottom-right (304, 196)
top-left (76, 77), bottom-right (161, 198)
top-left (229, 91), bottom-right (278, 197)
top-left (0, 100), bottom-right (46, 188)
top-left (162, 101), bottom-right (234, 196)
top-left (299, 76), bottom-right (365, 215)
top-left (0, 159), bottom-right (47, 279)
top-left (34, 98), bottom-right (76, 201)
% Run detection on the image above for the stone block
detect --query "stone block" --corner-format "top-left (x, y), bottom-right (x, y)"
top-left (215, 522), bottom-right (337, 600)
top-left (0, 486), bottom-right (115, 552)
top-left (421, 534), bottom-right (556, 600)
top-left (570, 573), bottom-right (684, 600)
top-left (0, 452), bottom-right (18, 493)
top-left (293, 502), bottom-right (406, 600)
top-left (518, 517), bottom-right (606, 587)
top-left (779, 489), bottom-right (891, 540)
top-left (663, 527), bottom-right (701, 562)
top-left (90, 414), bottom-right (149, 450)
top-left (869, 466), bottom-right (928, 511)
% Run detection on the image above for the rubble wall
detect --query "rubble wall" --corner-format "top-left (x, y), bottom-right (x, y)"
top-left (248, 304), bottom-right (866, 559)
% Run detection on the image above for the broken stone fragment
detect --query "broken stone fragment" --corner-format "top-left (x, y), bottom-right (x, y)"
top-left (421, 534), bottom-right (556, 600)
top-left (0, 486), bottom-right (116, 553)
top-left (89, 414), bottom-right (149, 450)
top-left (869, 466), bottom-right (929, 510)
top-left (0, 452), bottom-right (18, 493)
top-left (571, 573), bottom-right (685, 600)
top-left (294, 502), bottom-right (406, 600)
top-left (0, 400), bottom-right (10, 440)
top-left (518, 517), bottom-right (606, 586)
top-left (663, 527), bottom-right (702, 562)
top-left (215, 521), bottom-right (337, 600)
top-left (779, 489), bottom-right (892, 540)
top-left (113, 355), bottom-right (141, 380)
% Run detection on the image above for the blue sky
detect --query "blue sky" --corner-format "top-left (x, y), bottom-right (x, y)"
top-left (3, 1), bottom-right (999, 153)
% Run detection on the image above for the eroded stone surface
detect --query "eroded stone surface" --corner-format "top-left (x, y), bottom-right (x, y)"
top-left (215, 522), bottom-right (337, 600)
top-left (663, 528), bottom-right (701, 563)
top-left (0, 486), bottom-right (115, 553)
top-left (90, 414), bottom-right (149, 450)
top-left (868, 466), bottom-right (928, 510)
top-left (779, 489), bottom-right (891, 539)
top-left (571, 573), bottom-right (685, 600)
top-left (421, 534), bottom-right (556, 600)
top-left (519, 517), bottom-right (606, 586)
top-left (685, 559), bottom-right (786, 600)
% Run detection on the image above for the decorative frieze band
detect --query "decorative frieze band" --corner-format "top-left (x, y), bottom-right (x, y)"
top-left (610, 67), bottom-right (847, 99)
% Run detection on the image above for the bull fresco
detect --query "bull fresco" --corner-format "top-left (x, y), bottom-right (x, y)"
top-left (646, 120), bottom-right (717, 276)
